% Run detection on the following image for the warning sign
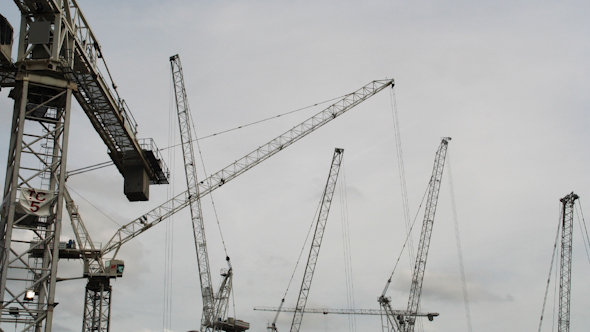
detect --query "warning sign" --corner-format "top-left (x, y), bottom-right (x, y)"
top-left (17, 188), bottom-right (54, 216)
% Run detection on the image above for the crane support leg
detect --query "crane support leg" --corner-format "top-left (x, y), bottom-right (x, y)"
top-left (0, 75), bottom-right (75, 331)
top-left (83, 278), bottom-right (112, 332)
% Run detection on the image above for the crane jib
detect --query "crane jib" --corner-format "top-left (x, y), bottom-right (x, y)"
top-left (102, 79), bottom-right (394, 257)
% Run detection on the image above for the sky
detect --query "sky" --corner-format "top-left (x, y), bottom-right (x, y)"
top-left (1, 1), bottom-right (590, 331)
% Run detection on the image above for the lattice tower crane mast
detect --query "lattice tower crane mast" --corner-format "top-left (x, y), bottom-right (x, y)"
top-left (558, 192), bottom-right (578, 332)
top-left (379, 138), bottom-right (450, 331)
top-left (403, 137), bottom-right (450, 332)
top-left (291, 148), bottom-right (343, 332)
top-left (170, 54), bottom-right (220, 332)
top-left (0, 1), bottom-right (168, 330)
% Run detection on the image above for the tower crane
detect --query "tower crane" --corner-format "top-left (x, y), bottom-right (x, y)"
top-left (378, 137), bottom-right (450, 332)
top-left (289, 148), bottom-right (344, 332)
top-left (100, 78), bottom-right (394, 259)
top-left (0, 1), bottom-right (169, 330)
top-left (0, 7), bottom-right (394, 327)
top-left (170, 54), bottom-right (247, 332)
top-left (57, 77), bottom-right (393, 332)
top-left (558, 192), bottom-right (578, 332)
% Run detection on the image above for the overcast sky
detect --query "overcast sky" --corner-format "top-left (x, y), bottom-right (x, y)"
top-left (1, 1), bottom-right (590, 332)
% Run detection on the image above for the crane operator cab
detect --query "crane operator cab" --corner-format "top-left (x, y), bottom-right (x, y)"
top-left (106, 260), bottom-right (125, 278)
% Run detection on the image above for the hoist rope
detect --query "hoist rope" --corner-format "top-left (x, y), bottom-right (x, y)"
top-left (446, 153), bottom-right (473, 332)
top-left (279, 191), bottom-right (325, 307)
top-left (385, 182), bottom-right (429, 283)
top-left (186, 86), bottom-right (235, 319)
top-left (338, 164), bottom-right (357, 332)
top-left (163, 71), bottom-right (176, 331)
top-left (537, 202), bottom-right (562, 332)
top-left (66, 161), bottom-right (114, 177)
top-left (160, 93), bottom-right (349, 151)
top-left (65, 184), bottom-right (121, 227)
top-left (65, 93), bottom-right (351, 174)
top-left (389, 87), bottom-right (415, 271)
top-left (574, 200), bottom-right (590, 265)
top-left (190, 108), bottom-right (230, 258)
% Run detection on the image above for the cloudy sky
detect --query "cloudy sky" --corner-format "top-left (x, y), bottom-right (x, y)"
top-left (1, 1), bottom-right (590, 331)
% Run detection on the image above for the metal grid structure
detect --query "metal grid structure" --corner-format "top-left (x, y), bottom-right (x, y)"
top-left (404, 137), bottom-right (450, 332)
top-left (1, 1), bottom-right (168, 330)
top-left (170, 54), bottom-right (216, 331)
top-left (83, 279), bottom-right (111, 332)
top-left (101, 79), bottom-right (395, 258)
top-left (558, 192), bottom-right (578, 332)
top-left (0, 76), bottom-right (74, 331)
top-left (291, 148), bottom-right (344, 332)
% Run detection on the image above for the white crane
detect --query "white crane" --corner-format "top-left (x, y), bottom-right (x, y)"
top-left (0, 1), bottom-right (169, 330)
top-left (255, 306), bottom-right (439, 320)
top-left (65, 77), bottom-right (393, 332)
top-left (379, 137), bottom-right (450, 332)
top-left (170, 54), bottom-right (247, 332)
top-left (558, 192), bottom-right (578, 332)
top-left (0, 4), bottom-right (393, 327)
top-left (290, 148), bottom-right (344, 332)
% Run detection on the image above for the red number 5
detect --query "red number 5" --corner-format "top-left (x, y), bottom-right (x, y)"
top-left (30, 201), bottom-right (40, 212)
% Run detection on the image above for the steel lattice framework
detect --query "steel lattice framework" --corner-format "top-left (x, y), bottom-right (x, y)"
top-left (101, 79), bottom-right (394, 259)
top-left (255, 307), bottom-right (438, 318)
top-left (558, 192), bottom-right (578, 332)
top-left (83, 279), bottom-right (111, 332)
top-left (0, 76), bottom-right (74, 331)
top-left (1, 1), bottom-right (394, 331)
top-left (1, 0), bottom-right (168, 330)
top-left (170, 54), bottom-right (217, 331)
top-left (291, 148), bottom-right (344, 332)
top-left (403, 137), bottom-right (450, 332)
top-left (11, 0), bottom-right (168, 185)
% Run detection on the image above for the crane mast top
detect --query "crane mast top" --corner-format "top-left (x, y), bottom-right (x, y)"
top-left (558, 192), bottom-right (578, 332)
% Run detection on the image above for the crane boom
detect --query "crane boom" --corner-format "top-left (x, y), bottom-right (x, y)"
top-left (11, 0), bottom-right (168, 196)
top-left (101, 79), bottom-right (394, 258)
top-left (170, 54), bottom-right (217, 330)
top-left (291, 148), bottom-right (344, 332)
top-left (255, 307), bottom-right (439, 318)
top-left (558, 192), bottom-right (578, 332)
top-left (404, 137), bottom-right (450, 331)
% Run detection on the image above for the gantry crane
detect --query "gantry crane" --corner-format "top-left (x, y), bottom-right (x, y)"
top-left (170, 54), bottom-right (247, 332)
top-left (378, 137), bottom-right (450, 332)
top-left (0, 1), bottom-right (169, 330)
top-left (58, 77), bottom-right (395, 331)
top-left (558, 192), bottom-right (578, 332)
top-left (290, 148), bottom-right (344, 332)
